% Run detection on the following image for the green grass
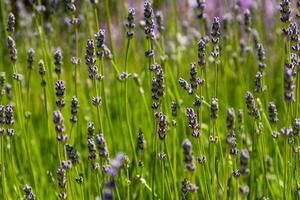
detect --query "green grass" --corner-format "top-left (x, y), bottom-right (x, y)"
top-left (0, 0), bottom-right (300, 199)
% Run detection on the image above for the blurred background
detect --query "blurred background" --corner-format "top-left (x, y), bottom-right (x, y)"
top-left (1, 0), bottom-right (281, 52)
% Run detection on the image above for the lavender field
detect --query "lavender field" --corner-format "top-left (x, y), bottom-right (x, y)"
top-left (0, 0), bottom-right (300, 199)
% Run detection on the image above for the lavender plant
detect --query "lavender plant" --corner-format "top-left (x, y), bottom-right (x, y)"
top-left (0, 0), bottom-right (299, 199)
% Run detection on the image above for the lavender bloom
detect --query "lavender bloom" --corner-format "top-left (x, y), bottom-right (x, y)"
top-left (137, 129), bottom-right (145, 151)
top-left (256, 43), bottom-right (266, 71)
top-left (155, 11), bottom-right (165, 34)
top-left (178, 77), bottom-right (192, 95)
top-left (7, 36), bottom-right (17, 62)
top-left (226, 108), bottom-right (238, 154)
top-left (36, 5), bottom-right (46, 13)
top-left (55, 81), bottom-right (65, 97)
top-left (227, 108), bottom-right (235, 133)
top-left (23, 185), bottom-right (36, 200)
top-left (61, 160), bottom-right (73, 169)
top-left (254, 71), bottom-right (266, 93)
top-left (118, 72), bottom-right (131, 81)
top-left (171, 101), bottom-right (177, 118)
top-left (181, 178), bottom-right (199, 194)
top-left (5, 104), bottom-right (14, 136)
top-left (107, 152), bottom-right (127, 178)
top-left (150, 64), bottom-right (165, 110)
top-left (92, 96), bottom-right (102, 106)
top-left (194, 99), bottom-right (201, 107)
top-left (244, 9), bottom-right (251, 33)
top-left (240, 150), bottom-right (249, 167)
top-left (210, 98), bottom-right (219, 119)
top-left (0, 72), bottom-right (5, 87)
top-left (54, 49), bottom-right (63, 75)
top-left (289, 22), bottom-right (299, 43)
top-left (232, 169), bottom-right (241, 177)
top-left (5, 104), bottom-right (14, 126)
top-left (211, 17), bottom-right (220, 60)
top-left (245, 92), bottom-right (260, 120)
top-left (103, 188), bottom-right (113, 200)
top-left (87, 138), bottom-right (97, 161)
top-left (57, 162), bottom-right (69, 199)
top-left (186, 108), bottom-right (201, 138)
top-left (63, 0), bottom-right (76, 12)
top-left (71, 57), bottom-right (80, 65)
top-left (39, 60), bottom-right (46, 87)
top-left (6, 128), bottom-right (14, 137)
top-left (190, 63), bottom-right (198, 92)
top-left (87, 122), bottom-right (95, 139)
top-left (39, 60), bottom-right (46, 76)
top-left (13, 73), bottom-right (22, 82)
top-left (85, 39), bottom-right (98, 79)
top-left (96, 134), bottom-right (109, 159)
top-left (0, 105), bottom-right (5, 126)
top-left (292, 118), bottom-right (300, 136)
top-left (55, 80), bottom-right (66, 108)
top-left (196, 155), bottom-right (206, 164)
top-left (27, 48), bottom-right (35, 70)
top-left (7, 13), bottom-right (15, 33)
top-left (95, 29), bottom-right (105, 58)
top-left (280, 127), bottom-right (293, 137)
top-left (86, 40), bottom-right (96, 64)
top-left (70, 96), bottom-right (79, 123)
top-left (195, 0), bottom-right (205, 19)
top-left (4, 84), bottom-right (12, 100)
top-left (155, 112), bottom-right (168, 140)
top-left (144, 1), bottom-right (155, 40)
top-left (65, 144), bottom-right (80, 165)
top-left (58, 192), bottom-right (67, 200)
top-left (53, 110), bottom-right (67, 142)
top-left (158, 152), bottom-right (166, 160)
top-left (297, 1), bottom-right (300, 18)
top-left (145, 49), bottom-right (154, 58)
top-left (268, 102), bottom-right (279, 124)
top-left (182, 139), bottom-right (196, 171)
top-left (280, 1), bottom-right (291, 24)
top-left (239, 185), bottom-right (250, 195)
top-left (198, 37), bottom-right (208, 67)
top-left (284, 62), bottom-right (296, 102)
top-left (69, 18), bottom-right (81, 26)
top-left (126, 8), bottom-right (136, 38)
top-left (75, 173), bottom-right (83, 184)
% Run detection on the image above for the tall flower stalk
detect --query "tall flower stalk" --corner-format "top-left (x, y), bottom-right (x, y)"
top-left (124, 8), bottom-right (138, 164)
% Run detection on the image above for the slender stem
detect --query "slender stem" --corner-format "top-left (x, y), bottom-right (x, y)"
top-left (74, 26), bottom-right (79, 96)
top-left (93, 78), bottom-right (103, 134)
top-left (127, 169), bottom-right (130, 200)
top-left (214, 61), bottom-right (219, 98)
top-left (105, 0), bottom-right (115, 60)
top-left (26, 70), bottom-right (32, 108)
top-left (42, 84), bottom-right (51, 160)
top-left (124, 38), bottom-right (138, 163)
top-left (94, 6), bottom-right (100, 31)
top-left (0, 136), bottom-right (5, 199)
top-left (9, 139), bottom-right (22, 197)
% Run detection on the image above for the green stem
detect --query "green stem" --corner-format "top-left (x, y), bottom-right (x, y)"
top-left (105, 0), bottom-right (115, 60)
top-left (0, 136), bottom-right (5, 199)
top-left (124, 38), bottom-right (138, 164)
